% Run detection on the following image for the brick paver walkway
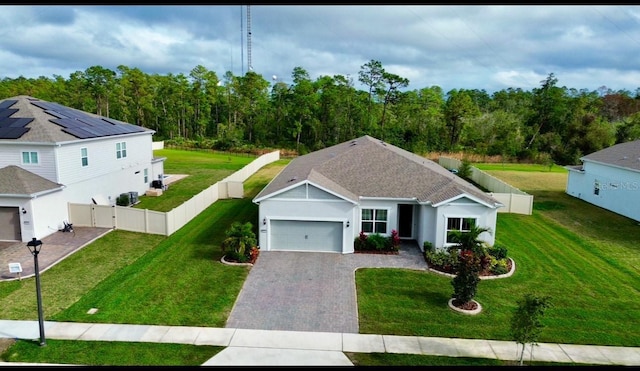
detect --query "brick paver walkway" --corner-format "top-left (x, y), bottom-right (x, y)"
top-left (0, 227), bottom-right (112, 280)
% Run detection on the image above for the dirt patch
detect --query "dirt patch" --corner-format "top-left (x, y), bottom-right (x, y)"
top-left (0, 338), bottom-right (16, 355)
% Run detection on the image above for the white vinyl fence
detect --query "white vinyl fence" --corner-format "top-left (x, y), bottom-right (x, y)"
top-left (69, 150), bottom-right (281, 235)
top-left (438, 157), bottom-right (533, 215)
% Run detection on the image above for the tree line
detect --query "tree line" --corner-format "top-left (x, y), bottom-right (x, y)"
top-left (2, 60), bottom-right (640, 165)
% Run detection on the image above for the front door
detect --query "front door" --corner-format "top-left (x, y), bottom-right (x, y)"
top-left (398, 204), bottom-right (413, 239)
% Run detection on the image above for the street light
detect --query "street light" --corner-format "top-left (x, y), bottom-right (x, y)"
top-left (26, 237), bottom-right (46, 346)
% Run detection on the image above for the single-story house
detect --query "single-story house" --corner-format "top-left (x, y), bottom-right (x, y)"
top-left (566, 139), bottom-right (640, 222)
top-left (253, 135), bottom-right (503, 253)
top-left (0, 95), bottom-right (165, 242)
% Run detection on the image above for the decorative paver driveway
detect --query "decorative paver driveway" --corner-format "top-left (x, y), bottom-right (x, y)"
top-left (225, 241), bottom-right (427, 334)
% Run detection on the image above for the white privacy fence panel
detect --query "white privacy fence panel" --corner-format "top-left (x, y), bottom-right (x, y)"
top-left (438, 157), bottom-right (533, 215)
top-left (69, 150), bottom-right (281, 235)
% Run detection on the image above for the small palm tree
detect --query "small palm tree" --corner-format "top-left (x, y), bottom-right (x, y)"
top-left (221, 222), bottom-right (257, 260)
top-left (448, 225), bottom-right (491, 307)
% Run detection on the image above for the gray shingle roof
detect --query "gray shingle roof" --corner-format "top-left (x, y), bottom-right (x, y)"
top-left (0, 95), bottom-right (153, 143)
top-left (254, 135), bottom-right (500, 207)
top-left (0, 165), bottom-right (63, 196)
top-left (581, 139), bottom-right (640, 172)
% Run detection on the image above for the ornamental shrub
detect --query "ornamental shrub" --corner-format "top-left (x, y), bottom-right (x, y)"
top-left (488, 244), bottom-right (508, 260)
top-left (366, 233), bottom-right (388, 251)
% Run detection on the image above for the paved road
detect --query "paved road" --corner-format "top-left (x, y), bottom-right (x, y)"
top-left (225, 242), bottom-right (427, 333)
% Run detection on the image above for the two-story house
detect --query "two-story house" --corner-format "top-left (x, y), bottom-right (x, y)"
top-left (0, 95), bottom-right (164, 242)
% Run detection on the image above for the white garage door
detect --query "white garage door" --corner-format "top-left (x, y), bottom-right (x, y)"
top-left (270, 220), bottom-right (343, 252)
top-left (0, 207), bottom-right (20, 241)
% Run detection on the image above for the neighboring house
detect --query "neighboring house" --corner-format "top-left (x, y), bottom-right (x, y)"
top-left (0, 95), bottom-right (165, 242)
top-left (253, 135), bottom-right (503, 254)
top-left (566, 139), bottom-right (640, 222)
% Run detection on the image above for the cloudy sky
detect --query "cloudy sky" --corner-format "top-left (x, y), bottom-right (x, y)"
top-left (1, 5), bottom-right (640, 94)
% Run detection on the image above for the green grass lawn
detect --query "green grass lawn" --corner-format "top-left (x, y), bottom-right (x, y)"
top-left (357, 164), bottom-right (640, 348)
top-left (134, 149), bottom-right (256, 211)
top-left (2, 340), bottom-right (222, 366)
top-left (1, 154), bottom-right (638, 366)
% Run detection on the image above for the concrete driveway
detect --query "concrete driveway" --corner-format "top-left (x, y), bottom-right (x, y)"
top-left (225, 241), bottom-right (427, 334)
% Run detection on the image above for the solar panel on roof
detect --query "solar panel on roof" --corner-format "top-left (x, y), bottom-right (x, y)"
top-left (44, 110), bottom-right (67, 119)
top-left (0, 127), bottom-right (29, 139)
top-left (31, 100), bottom-right (145, 139)
top-left (0, 109), bottom-right (17, 119)
top-left (0, 100), bottom-right (32, 139)
top-left (0, 100), bottom-right (17, 110)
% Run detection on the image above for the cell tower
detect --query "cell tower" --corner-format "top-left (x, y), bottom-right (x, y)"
top-left (240, 6), bottom-right (244, 75)
top-left (247, 5), bottom-right (252, 72)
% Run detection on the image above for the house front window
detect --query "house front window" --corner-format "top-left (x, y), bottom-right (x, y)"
top-left (446, 217), bottom-right (477, 243)
top-left (21, 151), bottom-right (38, 164)
top-left (361, 208), bottom-right (388, 234)
top-left (594, 180), bottom-right (600, 195)
top-left (116, 142), bottom-right (127, 159)
top-left (81, 147), bottom-right (88, 167)
top-left (144, 168), bottom-right (148, 183)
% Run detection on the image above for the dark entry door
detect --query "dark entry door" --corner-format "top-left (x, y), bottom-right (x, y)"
top-left (398, 204), bottom-right (413, 238)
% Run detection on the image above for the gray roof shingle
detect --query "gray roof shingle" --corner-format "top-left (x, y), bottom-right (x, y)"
top-left (254, 135), bottom-right (500, 207)
top-left (581, 139), bottom-right (640, 172)
top-left (0, 165), bottom-right (63, 196)
top-left (0, 95), bottom-right (153, 143)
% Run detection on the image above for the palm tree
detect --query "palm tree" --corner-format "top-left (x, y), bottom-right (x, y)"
top-left (448, 225), bottom-right (492, 307)
top-left (221, 222), bottom-right (257, 261)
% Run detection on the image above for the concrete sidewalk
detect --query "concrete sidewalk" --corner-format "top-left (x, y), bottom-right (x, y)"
top-left (0, 320), bottom-right (639, 366)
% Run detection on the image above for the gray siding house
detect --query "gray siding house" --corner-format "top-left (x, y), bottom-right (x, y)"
top-left (566, 139), bottom-right (640, 222)
top-left (253, 135), bottom-right (503, 253)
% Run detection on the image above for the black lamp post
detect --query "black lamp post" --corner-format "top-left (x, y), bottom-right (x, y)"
top-left (26, 237), bottom-right (46, 346)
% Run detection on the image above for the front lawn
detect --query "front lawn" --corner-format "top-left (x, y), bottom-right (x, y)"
top-left (356, 167), bottom-right (640, 347)
top-left (2, 154), bottom-right (638, 366)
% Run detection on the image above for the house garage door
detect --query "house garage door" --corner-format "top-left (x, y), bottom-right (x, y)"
top-left (0, 207), bottom-right (20, 241)
top-left (270, 220), bottom-right (342, 252)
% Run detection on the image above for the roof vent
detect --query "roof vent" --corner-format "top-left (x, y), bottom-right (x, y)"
top-left (350, 140), bottom-right (357, 146)
top-left (288, 176), bottom-right (298, 182)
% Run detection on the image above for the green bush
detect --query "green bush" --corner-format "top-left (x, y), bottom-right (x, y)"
top-left (353, 231), bottom-right (398, 252)
top-left (423, 241), bottom-right (434, 253)
top-left (457, 159), bottom-right (472, 179)
top-left (367, 233), bottom-right (389, 251)
top-left (116, 194), bottom-right (130, 206)
top-left (424, 249), bottom-right (458, 268)
top-left (488, 244), bottom-right (508, 260)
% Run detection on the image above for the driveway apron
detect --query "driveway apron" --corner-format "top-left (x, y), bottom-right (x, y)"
top-left (225, 241), bottom-right (427, 334)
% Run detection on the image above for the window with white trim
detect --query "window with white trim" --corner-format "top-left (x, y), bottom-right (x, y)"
top-left (81, 148), bottom-right (88, 167)
top-left (446, 217), bottom-right (477, 243)
top-left (361, 208), bottom-right (388, 234)
top-left (116, 142), bottom-right (127, 159)
top-left (144, 168), bottom-right (148, 183)
top-left (21, 151), bottom-right (38, 164)
top-left (594, 180), bottom-right (600, 195)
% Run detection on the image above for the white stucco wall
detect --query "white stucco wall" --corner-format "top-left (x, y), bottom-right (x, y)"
top-left (434, 198), bottom-right (498, 250)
